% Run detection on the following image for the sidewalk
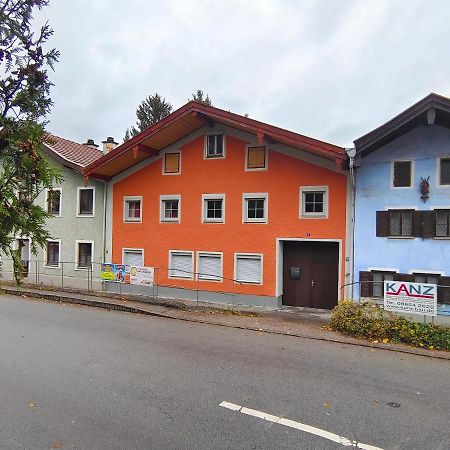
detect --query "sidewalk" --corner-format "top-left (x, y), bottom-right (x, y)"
top-left (1, 284), bottom-right (449, 361)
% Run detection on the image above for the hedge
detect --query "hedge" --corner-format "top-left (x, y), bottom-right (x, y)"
top-left (330, 301), bottom-right (450, 351)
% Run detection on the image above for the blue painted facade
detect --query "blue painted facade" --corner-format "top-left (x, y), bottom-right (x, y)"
top-left (354, 123), bottom-right (450, 313)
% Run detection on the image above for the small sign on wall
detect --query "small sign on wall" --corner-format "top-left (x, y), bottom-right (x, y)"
top-left (384, 281), bottom-right (437, 317)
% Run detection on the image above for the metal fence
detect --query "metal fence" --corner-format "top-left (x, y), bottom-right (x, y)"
top-left (0, 259), bottom-right (246, 307)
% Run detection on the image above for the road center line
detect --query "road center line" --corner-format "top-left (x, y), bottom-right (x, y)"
top-left (219, 401), bottom-right (384, 450)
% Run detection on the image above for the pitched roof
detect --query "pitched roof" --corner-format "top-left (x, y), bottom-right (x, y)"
top-left (44, 134), bottom-right (103, 171)
top-left (84, 101), bottom-right (346, 179)
top-left (354, 93), bottom-right (450, 157)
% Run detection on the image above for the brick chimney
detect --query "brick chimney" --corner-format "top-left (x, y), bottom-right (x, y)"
top-left (102, 136), bottom-right (118, 154)
top-left (82, 139), bottom-right (99, 149)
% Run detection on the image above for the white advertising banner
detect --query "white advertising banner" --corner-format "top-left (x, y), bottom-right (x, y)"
top-left (129, 266), bottom-right (155, 287)
top-left (384, 281), bottom-right (437, 317)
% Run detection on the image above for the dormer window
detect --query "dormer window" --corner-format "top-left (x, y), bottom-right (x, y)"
top-left (205, 133), bottom-right (224, 158)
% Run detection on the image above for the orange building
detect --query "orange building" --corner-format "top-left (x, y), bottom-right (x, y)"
top-left (85, 102), bottom-right (349, 309)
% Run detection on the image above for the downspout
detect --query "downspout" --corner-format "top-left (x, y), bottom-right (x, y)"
top-left (346, 147), bottom-right (357, 300)
top-left (102, 180), bottom-right (107, 264)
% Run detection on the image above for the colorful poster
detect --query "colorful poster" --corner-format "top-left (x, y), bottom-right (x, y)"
top-left (101, 263), bottom-right (126, 283)
top-left (384, 281), bottom-right (437, 317)
top-left (129, 266), bottom-right (154, 286)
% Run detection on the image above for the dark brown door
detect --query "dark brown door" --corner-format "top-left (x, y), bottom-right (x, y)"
top-left (282, 241), bottom-right (339, 309)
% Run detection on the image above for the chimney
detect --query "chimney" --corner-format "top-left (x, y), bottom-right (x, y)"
top-left (102, 136), bottom-right (118, 154)
top-left (82, 139), bottom-right (99, 149)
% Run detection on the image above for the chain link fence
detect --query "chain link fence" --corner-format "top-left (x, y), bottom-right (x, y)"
top-left (0, 258), bottom-right (247, 307)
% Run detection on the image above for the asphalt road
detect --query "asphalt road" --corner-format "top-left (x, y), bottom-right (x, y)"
top-left (0, 295), bottom-right (449, 450)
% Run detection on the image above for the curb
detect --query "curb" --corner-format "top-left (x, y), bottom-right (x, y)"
top-left (2, 287), bottom-right (449, 361)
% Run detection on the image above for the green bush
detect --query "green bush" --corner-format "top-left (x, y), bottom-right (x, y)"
top-left (330, 301), bottom-right (450, 351)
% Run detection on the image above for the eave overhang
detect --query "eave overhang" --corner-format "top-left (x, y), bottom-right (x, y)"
top-left (354, 93), bottom-right (450, 158)
top-left (84, 101), bottom-right (347, 180)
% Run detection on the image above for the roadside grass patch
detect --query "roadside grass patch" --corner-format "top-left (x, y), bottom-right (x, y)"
top-left (330, 301), bottom-right (450, 351)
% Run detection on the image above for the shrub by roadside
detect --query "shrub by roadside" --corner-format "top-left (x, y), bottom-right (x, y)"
top-left (330, 301), bottom-right (450, 351)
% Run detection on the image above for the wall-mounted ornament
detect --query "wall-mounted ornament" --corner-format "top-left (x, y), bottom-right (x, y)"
top-left (420, 176), bottom-right (430, 202)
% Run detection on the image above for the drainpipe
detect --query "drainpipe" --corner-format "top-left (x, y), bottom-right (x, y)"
top-left (102, 180), bottom-right (107, 264)
top-left (346, 147), bottom-right (357, 300)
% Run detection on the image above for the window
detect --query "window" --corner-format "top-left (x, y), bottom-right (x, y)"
top-left (45, 240), bottom-right (60, 268)
top-left (124, 196), bottom-right (142, 222)
top-left (413, 272), bottom-right (440, 285)
top-left (205, 133), bottom-right (224, 158)
top-left (300, 186), bottom-right (328, 218)
top-left (392, 161), bottom-right (412, 188)
top-left (76, 241), bottom-right (93, 269)
top-left (46, 188), bottom-right (61, 215)
top-left (243, 193), bottom-right (268, 223)
top-left (439, 158), bottom-right (450, 185)
top-left (202, 194), bottom-right (225, 223)
top-left (372, 271), bottom-right (394, 297)
top-left (123, 249), bottom-right (144, 267)
top-left (435, 209), bottom-right (450, 237)
top-left (246, 146), bottom-right (267, 170)
top-left (197, 252), bottom-right (222, 281)
top-left (77, 187), bottom-right (95, 216)
top-left (169, 251), bottom-right (193, 279)
top-left (163, 152), bottom-right (181, 174)
top-left (160, 195), bottom-right (181, 222)
top-left (389, 209), bottom-right (413, 237)
top-left (235, 254), bottom-right (263, 284)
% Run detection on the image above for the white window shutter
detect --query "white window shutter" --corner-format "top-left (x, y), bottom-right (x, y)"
top-left (236, 256), bottom-right (261, 283)
top-left (171, 252), bottom-right (193, 278)
top-left (198, 254), bottom-right (221, 280)
top-left (124, 250), bottom-right (143, 267)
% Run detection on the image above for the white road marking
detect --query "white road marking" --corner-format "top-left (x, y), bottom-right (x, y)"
top-left (219, 401), bottom-right (384, 449)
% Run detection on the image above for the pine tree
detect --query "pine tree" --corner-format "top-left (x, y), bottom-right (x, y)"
top-left (191, 89), bottom-right (213, 106)
top-left (0, 0), bottom-right (61, 283)
top-left (124, 93), bottom-right (172, 142)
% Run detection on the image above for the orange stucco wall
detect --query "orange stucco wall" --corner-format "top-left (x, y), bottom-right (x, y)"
top-left (112, 133), bottom-right (347, 300)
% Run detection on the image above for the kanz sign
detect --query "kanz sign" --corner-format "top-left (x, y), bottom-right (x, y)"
top-left (384, 281), bottom-right (437, 316)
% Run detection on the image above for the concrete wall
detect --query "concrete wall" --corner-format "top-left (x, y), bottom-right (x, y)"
top-left (354, 124), bottom-right (450, 308)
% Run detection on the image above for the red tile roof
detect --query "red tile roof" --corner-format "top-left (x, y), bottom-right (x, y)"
top-left (44, 134), bottom-right (103, 171)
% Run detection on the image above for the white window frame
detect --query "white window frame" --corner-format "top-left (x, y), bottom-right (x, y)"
top-left (437, 156), bottom-right (450, 187)
top-left (204, 132), bottom-right (226, 159)
top-left (162, 151), bottom-right (182, 175)
top-left (123, 196), bottom-right (142, 223)
top-left (391, 160), bottom-right (414, 189)
top-left (122, 248), bottom-right (144, 267)
top-left (433, 207), bottom-right (450, 239)
top-left (242, 193), bottom-right (268, 224)
top-left (202, 193), bottom-right (225, 223)
top-left (76, 186), bottom-right (96, 217)
top-left (196, 251), bottom-right (223, 282)
top-left (384, 206), bottom-right (416, 239)
top-left (168, 250), bottom-right (194, 280)
top-left (234, 253), bottom-right (263, 285)
top-left (160, 195), bottom-right (181, 223)
top-left (245, 144), bottom-right (268, 172)
top-left (43, 239), bottom-right (61, 269)
top-left (44, 187), bottom-right (62, 217)
top-left (300, 186), bottom-right (328, 218)
top-left (75, 240), bottom-right (94, 271)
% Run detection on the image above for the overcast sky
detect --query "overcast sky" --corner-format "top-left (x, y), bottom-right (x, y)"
top-left (37, 0), bottom-right (450, 147)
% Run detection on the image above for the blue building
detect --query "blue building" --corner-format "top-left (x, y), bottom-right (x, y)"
top-left (352, 93), bottom-right (450, 316)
